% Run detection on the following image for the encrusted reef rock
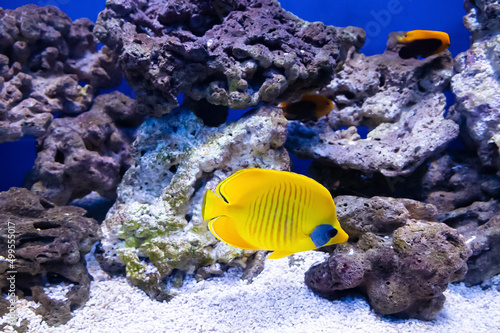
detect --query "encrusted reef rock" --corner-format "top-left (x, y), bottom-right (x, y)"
top-left (287, 48), bottom-right (458, 177)
top-left (307, 159), bottom-right (427, 201)
top-left (0, 187), bottom-right (102, 325)
top-left (422, 151), bottom-right (500, 212)
top-left (97, 105), bottom-right (289, 300)
top-left (438, 199), bottom-right (500, 286)
top-left (0, 4), bottom-right (122, 143)
top-left (451, 0), bottom-right (500, 170)
top-left (305, 196), bottom-right (469, 320)
top-left (24, 91), bottom-right (140, 206)
top-left (94, 0), bottom-right (365, 116)
top-left (463, 0), bottom-right (500, 39)
top-left (307, 148), bottom-right (500, 210)
top-left (424, 0), bottom-right (500, 288)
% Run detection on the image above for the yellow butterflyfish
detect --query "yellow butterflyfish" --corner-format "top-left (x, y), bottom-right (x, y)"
top-left (395, 30), bottom-right (450, 59)
top-left (202, 168), bottom-right (349, 259)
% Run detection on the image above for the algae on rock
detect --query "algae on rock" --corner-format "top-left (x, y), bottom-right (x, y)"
top-left (286, 48), bottom-right (458, 177)
top-left (451, 33), bottom-right (500, 170)
top-left (94, 0), bottom-right (364, 116)
top-left (97, 105), bottom-right (289, 299)
top-left (305, 196), bottom-right (469, 320)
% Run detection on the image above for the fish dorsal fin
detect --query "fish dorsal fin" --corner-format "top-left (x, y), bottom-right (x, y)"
top-left (202, 189), bottom-right (228, 221)
top-left (208, 216), bottom-right (260, 250)
top-left (216, 168), bottom-right (327, 201)
top-left (215, 168), bottom-right (279, 204)
top-left (267, 251), bottom-right (294, 259)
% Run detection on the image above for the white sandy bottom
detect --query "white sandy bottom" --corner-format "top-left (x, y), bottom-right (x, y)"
top-left (2, 251), bottom-right (500, 333)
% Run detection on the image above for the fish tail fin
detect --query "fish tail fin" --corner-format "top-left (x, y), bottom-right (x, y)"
top-left (202, 189), bottom-right (228, 221)
top-left (278, 102), bottom-right (289, 118)
top-left (203, 188), bottom-right (260, 251)
top-left (208, 216), bottom-right (260, 250)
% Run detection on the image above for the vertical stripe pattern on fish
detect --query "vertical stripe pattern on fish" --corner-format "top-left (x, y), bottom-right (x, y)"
top-left (202, 168), bottom-right (349, 259)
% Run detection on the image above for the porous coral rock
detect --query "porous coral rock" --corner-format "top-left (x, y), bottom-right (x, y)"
top-left (286, 48), bottom-right (458, 177)
top-left (94, 0), bottom-right (364, 116)
top-left (0, 5), bottom-right (122, 143)
top-left (307, 147), bottom-right (500, 214)
top-left (451, 33), bottom-right (500, 170)
top-left (305, 196), bottom-right (469, 320)
top-left (438, 199), bottom-right (500, 286)
top-left (463, 0), bottom-right (500, 39)
top-left (97, 105), bottom-right (289, 299)
top-left (306, 154), bottom-right (428, 202)
top-left (24, 91), bottom-right (139, 206)
top-left (0, 187), bottom-right (101, 325)
top-left (422, 151), bottom-right (500, 212)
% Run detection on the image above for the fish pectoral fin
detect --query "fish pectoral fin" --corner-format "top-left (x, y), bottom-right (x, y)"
top-left (267, 251), bottom-right (295, 259)
top-left (208, 216), bottom-right (259, 251)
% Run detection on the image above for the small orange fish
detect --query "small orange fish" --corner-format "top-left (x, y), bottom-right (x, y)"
top-left (280, 94), bottom-right (335, 121)
top-left (395, 30), bottom-right (450, 59)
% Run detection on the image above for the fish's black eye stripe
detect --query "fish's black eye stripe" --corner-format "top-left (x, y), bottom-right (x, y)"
top-left (217, 186), bottom-right (229, 203)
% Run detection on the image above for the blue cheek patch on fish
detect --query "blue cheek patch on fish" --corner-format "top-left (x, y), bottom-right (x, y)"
top-left (310, 224), bottom-right (338, 248)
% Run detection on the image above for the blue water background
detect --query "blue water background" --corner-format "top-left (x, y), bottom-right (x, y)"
top-left (0, 0), bottom-right (470, 190)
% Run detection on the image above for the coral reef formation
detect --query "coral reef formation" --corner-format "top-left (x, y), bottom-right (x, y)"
top-left (435, 0), bottom-right (500, 286)
top-left (309, 148), bottom-right (500, 291)
top-left (0, 187), bottom-right (101, 325)
top-left (289, 0), bottom-right (500, 297)
top-left (305, 196), bottom-right (469, 320)
top-left (422, 151), bottom-right (500, 212)
top-left (97, 105), bottom-right (289, 299)
top-left (0, 4), bottom-right (122, 143)
top-left (438, 199), bottom-right (500, 287)
top-left (94, 0), bottom-right (365, 116)
top-left (0, 0), bottom-right (499, 326)
top-left (463, 0), bottom-right (500, 39)
top-left (451, 0), bottom-right (500, 170)
top-left (24, 91), bottom-right (140, 206)
top-left (286, 48), bottom-right (458, 177)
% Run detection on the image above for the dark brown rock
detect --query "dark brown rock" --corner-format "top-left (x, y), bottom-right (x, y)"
top-left (423, 151), bottom-right (500, 212)
top-left (0, 187), bottom-right (102, 325)
top-left (439, 199), bottom-right (500, 286)
top-left (305, 196), bottom-right (469, 320)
